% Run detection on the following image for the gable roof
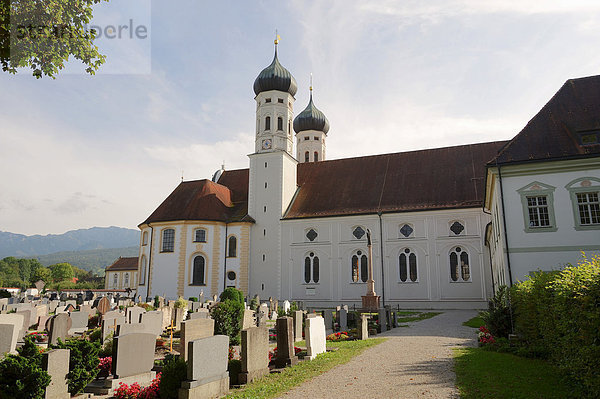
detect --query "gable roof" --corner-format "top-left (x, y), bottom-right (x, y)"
top-left (284, 141), bottom-right (507, 219)
top-left (491, 75), bottom-right (600, 165)
top-left (141, 172), bottom-right (252, 226)
top-left (106, 257), bottom-right (139, 271)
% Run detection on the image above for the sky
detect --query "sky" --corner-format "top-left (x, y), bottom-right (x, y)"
top-left (2, 0), bottom-right (600, 236)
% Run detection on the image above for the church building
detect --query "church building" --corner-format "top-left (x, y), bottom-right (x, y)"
top-left (135, 42), bottom-right (599, 308)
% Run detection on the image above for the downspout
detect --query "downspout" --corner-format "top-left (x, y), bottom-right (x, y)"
top-left (483, 221), bottom-right (496, 293)
top-left (223, 224), bottom-right (228, 293)
top-left (146, 224), bottom-right (154, 302)
top-left (378, 212), bottom-right (386, 308)
top-left (496, 163), bottom-right (514, 287)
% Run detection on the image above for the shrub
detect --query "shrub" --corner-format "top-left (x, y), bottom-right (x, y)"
top-left (88, 314), bottom-right (100, 328)
top-left (481, 285), bottom-right (513, 339)
top-left (249, 296), bottom-right (258, 311)
top-left (188, 297), bottom-right (198, 302)
top-left (219, 287), bottom-right (244, 304)
top-left (154, 295), bottom-right (160, 308)
top-left (0, 289), bottom-right (11, 298)
top-left (211, 299), bottom-right (244, 345)
top-left (137, 303), bottom-right (155, 311)
top-left (174, 297), bottom-right (187, 309)
top-left (98, 357), bottom-right (112, 378)
top-left (0, 354), bottom-right (51, 399)
top-left (51, 337), bottom-right (101, 394)
top-left (158, 355), bottom-right (187, 399)
top-left (88, 327), bottom-right (102, 343)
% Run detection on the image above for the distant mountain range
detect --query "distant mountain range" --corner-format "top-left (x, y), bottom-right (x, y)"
top-left (31, 246), bottom-right (139, 276)
top-left (0, 226), bottom-right (140, 258)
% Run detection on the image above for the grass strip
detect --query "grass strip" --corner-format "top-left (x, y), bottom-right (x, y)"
top-left (397, 311), bottom-right (442, 324)
top-left (454, 347), bottom-right (571, 399)
top-left (462, 315), bottom-right (485, 328)
top-left (226, 338), bottom-right (385, 399)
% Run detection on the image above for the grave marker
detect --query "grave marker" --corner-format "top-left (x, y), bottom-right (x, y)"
top-left (274, 317), bottom-right (298, 368)
top-left (179, 335), bottom-right (229, 399)
top-left (42, 349), bottom-right (70, 399)
top-left (239, 327), bottom-right (269, 384)
top-left (305, 316), bottom-right (326, 360)
top-left (48, 313), bottom-right (72, 345)
top-left (180, 318), bottom-right (214, 361)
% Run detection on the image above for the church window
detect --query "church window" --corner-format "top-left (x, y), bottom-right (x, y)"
top-left (304, 252), bottom-right (320, 284)
top-left (264, 162), bottom-right (267, 168)
top-left (193, 228), bottom-right (207, 243)
top-left (161, 229), bottom-right (175, 252)
top-left (265, 182), bottom-right (267, 188)
top-left (113, 273), bottom-right (118, 287)
top-left (314, 152), bottom-right (319, 162)
top-left (288, 121), bottom-right (291, 135)
top-left (228, 236), bottom-right (237, 258)
top-left (264, 205), bottom-right (267, 213)
top-left (124, 273), bottom-right (129, 287)
top-left (262, 254), bottom-right (266, 261)
top-left (265, 98), bottom-right (271, 103)
top-left (526, 196), bottom-right (551, 227)
top-left (263, 229), bottom-right (266, 236)
top-left (353, 226), bottom-right (366, 240)
top-left (450, 221), bottom-right (464, 235)
top-left (399, 248), bottom-right (417, 282)
top-left (305, 151), bottom-right (309, 162)
top-left (399, 224), bottom-right (414, 238)
top-left (227, 271), bottom-right (236, 281)
top-left (142, 231), bottom-right (148, 245)
top-left (277, 117), bottom-right (283, 131)
top-left (265, 116), bottom-right (271, 130)
top-left (351, 250), bottom-right (368, 283)
top-left (306, 228), bottom-right (318, 242)
top-left (191, 255), bottom-right (205, 285)
top-left (139, 255), bottom-right (147, 285)
top-left (278, 98), bottom-right (284, 103)
top-left (304, 136), bottom-right (310, 140)
top-left (565, 177), bottom-right (600, 230)
top-left (450, 247), bottom-right (470, 282)
top-left (314, 136), bottom-right (318, 140)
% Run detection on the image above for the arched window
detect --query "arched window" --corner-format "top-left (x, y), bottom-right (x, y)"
top-left (314, 151), bottom-right (319, 162)
top-left (288, 120), bottom-right (291, 135)
top-left (450, 247), bottom-right (470, 282)
top-left (162, 229), bottom-right (174, 252)
top-left (142, 231), bottom-right (148, 245)
top-left (399, 249), bottom-right (417, 282)
top-left (139, 255), bottom-right (147, 285)
top-left (304, 252), bottom-right (320, 284)
top-left (194, 228), bottom-right (206, 243)
top-left (191, 255), bottom-right (205, 286)
top-left (265, 116), bottom-right (271, 130)
top-left (124, 273), bottom-right (129, 287)
top-left (277, 117), bottom-right (283, 131)
top-left (228, 236), bottom-right (237, 258)
top-left (305, 151), bottom-right (309, 163)
top-left (113, 273), bottom-right (118, 287)
top-left (351, 250), bottom-right (368, 283)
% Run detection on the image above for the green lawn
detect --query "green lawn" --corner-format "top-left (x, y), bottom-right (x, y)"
top-left (454, 347), bottom-right (572, 399)
top-left (226, 338), bottom-right (385, 399)
top-left (462, 315), bottom-right (485, 328)
top-left (396, 311), bottom-right (442, 324)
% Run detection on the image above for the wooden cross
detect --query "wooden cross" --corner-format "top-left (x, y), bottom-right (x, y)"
top-left (166, 320), bottom-right (175, 352)
top-left (107, 319), bottom-right (118, 335)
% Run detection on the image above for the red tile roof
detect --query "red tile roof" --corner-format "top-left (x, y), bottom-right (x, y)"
top-left (285, 141), bottom-right (507, 219)
top-left (106, 257), bottom-right (139, 271)
top-left (491, 75), bottom-right (600, 165)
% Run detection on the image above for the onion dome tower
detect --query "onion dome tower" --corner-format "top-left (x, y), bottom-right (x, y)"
top-left (294, 77), bottom-right (329, 163)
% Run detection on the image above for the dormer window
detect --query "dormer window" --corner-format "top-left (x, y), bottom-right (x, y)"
top-left (578, 130), bottom-right (599, 146)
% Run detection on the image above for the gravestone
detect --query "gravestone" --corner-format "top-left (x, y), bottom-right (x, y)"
top-left (305, 316), bottom-right (326, 360)
top-left (190, 302), bottom-right (201, 312)
top-left (42, 349), bottom-right (70, 399)
top-left (16, 307), bottom-right (36, 329)
top-left (189, 308), bottom-right (209, 320)
top-left (173, 307), bottom-right (185, 330)
top-left (292, 310), bottom-right (303, 342)
top-left (378, 309), bottom-right (388, 332)
top-left (48, 313), bottom-right (72, 345)
top-left (282, 300), bottom-right (291, 314)
top-left (274, 317), bottom-right (298, 368)
top-left (68, 311), bottom-right (89, 334)
top-left (126, 306), bottom-right (145, 324)
top-left (140, 311), bottom-right (163, 336)
top-left (180, 335), bottom-right (229, 399)
top-left (112, 332), bottom-right (156, 378)
top-left (35, 304), bottom-right (48, 321)
top-left (323, 310), bottom-right (333, 335)
top-left (0, 323), bottom-right (17, 358)
top-left (0, 298), bottom-right (8, 312)
top-left (78, 304), bottom-right (93, 317)
top-left (386, 308), bottom-right (392, 329)
top-left (160, 306), bottom-right (173, 329)
top-left (101, 315), bottom-right (126, 341)
top-left (391, 311), bottom-right (397, 328)
top-left (242, 309), bottom-right (255, 329)
top-left (337, 308), bottom-right (348, 332)
top-left (271, 310), bottom-right (278, 320)
top-left (65, 300), bottom-right (76, 308)
top-left (48, 300), bottom-right (59, 313)
top-left (358, 314), bottom-right (368, 340)
top-left (239, 327), bottom-right (269, 384)
top-left (96, 297), bottom-right (111, 316)
top-left (257, 303), bottom-right (268, 327)
top-left (180, 318), bottom-right (215, 361)
top-left (38, 315), bottom-right (50, 332)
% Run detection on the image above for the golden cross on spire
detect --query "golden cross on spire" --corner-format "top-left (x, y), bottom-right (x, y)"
top-left (310, 72), bottom-right (313, 92)
top-left (274, 29), bottom-right (280, 45)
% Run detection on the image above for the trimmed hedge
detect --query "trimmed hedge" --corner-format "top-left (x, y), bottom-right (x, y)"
top-left (511, 254), bottom-right (600, 397)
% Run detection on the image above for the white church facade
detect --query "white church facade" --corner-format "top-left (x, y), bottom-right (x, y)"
top-left (135, 44), bottom-right (600, 309)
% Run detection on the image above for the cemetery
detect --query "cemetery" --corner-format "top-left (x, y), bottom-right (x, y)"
top-left (0, 286), bottom-right (402, 399)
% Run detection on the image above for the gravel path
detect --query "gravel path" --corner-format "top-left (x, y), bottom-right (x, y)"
top-left (278, 310), bottom-right (478, 399)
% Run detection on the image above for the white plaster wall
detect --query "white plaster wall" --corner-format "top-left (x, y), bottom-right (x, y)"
top-left (182, 223), bottom-right (221, 300)
top-left (149, 224), bottom-right (183, 300)
top-left (255, 90), bottom-right (295, 154)
top-left (296, 131), bottom-right (326, 162)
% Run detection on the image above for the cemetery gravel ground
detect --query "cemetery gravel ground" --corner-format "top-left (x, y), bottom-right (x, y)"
top-left (278, 310), bottom-right (478, 399)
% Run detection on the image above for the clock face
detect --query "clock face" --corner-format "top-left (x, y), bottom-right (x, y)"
top-left (262, 139), bottom-right (272, 149)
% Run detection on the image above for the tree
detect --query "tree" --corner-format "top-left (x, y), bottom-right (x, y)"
top-left (31, 267), bottom-right (52, 285)
top-left (0, 0), bottom-right (107, 78)
top-left (49, 262), bottom-right (74, 282)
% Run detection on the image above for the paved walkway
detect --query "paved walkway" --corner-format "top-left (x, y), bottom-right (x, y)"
top-left (278, 310), bottom-right (478, 399)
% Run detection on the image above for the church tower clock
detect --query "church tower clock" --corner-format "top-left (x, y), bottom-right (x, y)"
top-left (248, 38), bottom-right (298, 299)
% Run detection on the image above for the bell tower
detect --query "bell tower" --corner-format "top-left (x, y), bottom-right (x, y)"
top-left (294, 77), bottom-right (330, 163)
top-left (248, 36), bottom-right (298, 299)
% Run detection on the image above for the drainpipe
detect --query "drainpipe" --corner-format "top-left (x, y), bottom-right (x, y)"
top-left (378, 212), bottom-right (386, 308)
top-left (223, 224), bottom-right (228, 294)
top-left (496, 163), bottom-right (514, 287)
